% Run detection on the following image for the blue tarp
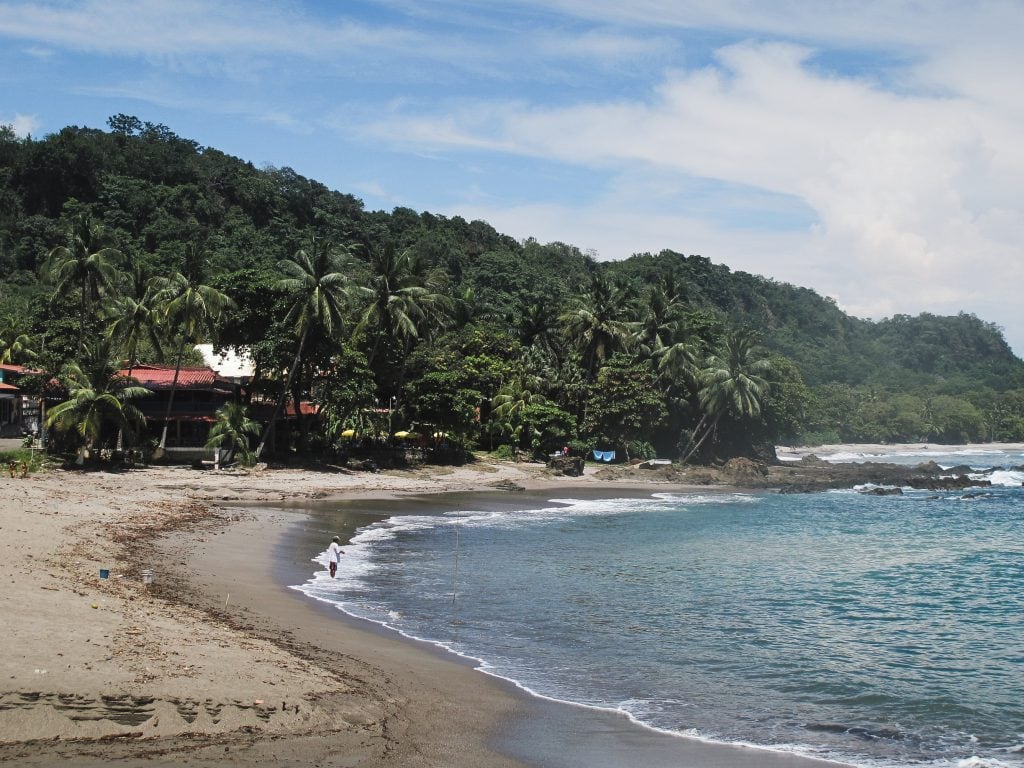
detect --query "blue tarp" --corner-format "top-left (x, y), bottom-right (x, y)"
top-left (591, 450), bottom-right (616, 462)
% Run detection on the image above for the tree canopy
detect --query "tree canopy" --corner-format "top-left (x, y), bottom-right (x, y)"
top-left (4, 116), bottom-right (1024, 462)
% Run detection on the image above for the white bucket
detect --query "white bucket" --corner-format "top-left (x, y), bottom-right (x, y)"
top-left (141, 568), bottom-right (154, 586)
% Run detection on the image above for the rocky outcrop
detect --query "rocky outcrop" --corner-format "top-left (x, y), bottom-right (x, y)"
top-left (547, 455), bottom-right (585, 477)
top-left (858, 486), bottom-right (904, 496)
top-left (720, 457), bottom-right (769, 486)
top-left (907, 475), bottom-right (990, 491)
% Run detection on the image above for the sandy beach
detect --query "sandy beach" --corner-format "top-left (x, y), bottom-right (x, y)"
top-left (0, 455), bottom-right (851, 767)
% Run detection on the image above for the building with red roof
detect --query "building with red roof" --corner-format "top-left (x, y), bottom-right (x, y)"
top-left (119, 364), bottom-right (320, 456)
top-left (0, 364), bottom-right (39, 437)
top-left (119, 365), bottom-right (240, 448)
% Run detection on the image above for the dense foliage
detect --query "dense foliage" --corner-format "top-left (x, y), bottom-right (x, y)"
top-left (3, 117), bottom-right (1024, 461)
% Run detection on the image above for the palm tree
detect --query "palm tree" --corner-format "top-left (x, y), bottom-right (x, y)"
top-left (254, 237), bottom-right (352, 459)
top-left (681, 330), bottom-right (772, 464)
top-left (45, 357), bottom-right (150, 463)
top-left (104, 262), bottom-right (165, 450)
top-left (561, 274), bottom-right (637, 378)
top-left (517, 296), bottom-right (562, 359)
top-left (636, 273), bottom-right (688, 359)
top-left (104, 261), bottom-right (164, 376)
top-left (44, 214), bottom-right (123, 350)
top-left (492, 375), bottom-right (548, 451)
top-left (151, 243), bottom-right (233, 453)
top-left (352, 244), bottom-right (450, 367)
top-left (0, 326), bottom-right (37, 365)
top-left (206, 401), bottom-right (260, 465)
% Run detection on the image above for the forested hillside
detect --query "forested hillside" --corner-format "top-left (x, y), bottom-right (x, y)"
top-left (2, 117), bottom-right (1023, 460)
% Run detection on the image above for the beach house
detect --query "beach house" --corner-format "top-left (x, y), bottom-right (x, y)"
top-left (0, 364), bottom-right (40, 437)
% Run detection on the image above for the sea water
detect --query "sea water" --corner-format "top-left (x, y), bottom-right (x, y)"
top-left (294, 448), bottom-right (1024, 768)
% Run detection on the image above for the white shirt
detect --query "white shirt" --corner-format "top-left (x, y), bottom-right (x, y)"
top-left (328, 541), bottom-right (343, 563)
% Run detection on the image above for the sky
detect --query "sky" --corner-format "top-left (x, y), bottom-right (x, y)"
top-left (2, 0), bottom-right (1023, 354)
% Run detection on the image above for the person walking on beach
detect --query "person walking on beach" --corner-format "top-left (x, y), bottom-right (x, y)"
top-left (328, 536), bottom-right (344, 578)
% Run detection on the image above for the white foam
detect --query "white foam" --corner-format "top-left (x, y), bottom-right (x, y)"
top-left (957, 757), bottom-right (1014, 768)
top-left (984, 470), bottom-right (1024, 487)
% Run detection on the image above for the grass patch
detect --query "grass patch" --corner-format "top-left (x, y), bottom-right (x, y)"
top-left (0, 447), bottom-right (48, 474)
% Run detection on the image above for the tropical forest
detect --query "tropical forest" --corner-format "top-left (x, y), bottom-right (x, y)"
top-left (2, 117), bottom-right (1024, 465)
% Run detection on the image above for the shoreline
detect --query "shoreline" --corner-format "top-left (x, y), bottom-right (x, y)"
top-left (193, 493), bottom-right (851, 768)
top-left (6, 444), bottom-right (1011, 765)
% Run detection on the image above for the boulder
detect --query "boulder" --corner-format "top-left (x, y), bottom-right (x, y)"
top-left (547, 455), bottom-right (584, 477)
top-left (858, 486), bottom-right (904, 496)
top-left (721, 457), bottom-right (769, 485)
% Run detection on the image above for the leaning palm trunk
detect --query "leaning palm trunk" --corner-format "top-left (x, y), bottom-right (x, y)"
top-left (678, 413), bottom-right (708, 463)
top-left (255, 326), bottom-right (308, 460)
top-left (681, 414), bottom-right (718, 465)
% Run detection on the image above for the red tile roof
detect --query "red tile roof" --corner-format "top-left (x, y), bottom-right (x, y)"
top-left (120, 365), bottom-right (234, 390)
top-left (249, 400), bottom-right (320, 418)
top-left (0, 382), bottom-right (20, 391)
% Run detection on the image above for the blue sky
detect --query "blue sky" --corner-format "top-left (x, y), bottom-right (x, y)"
top-left (2, 0), bottom-right (1023, 353)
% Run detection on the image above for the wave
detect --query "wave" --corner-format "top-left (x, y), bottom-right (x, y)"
top-left (977, 470), bottom-right (1024, 487)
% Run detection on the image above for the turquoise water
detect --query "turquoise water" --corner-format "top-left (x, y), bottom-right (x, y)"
top-left (296, 449), bottom-right (1024, 767)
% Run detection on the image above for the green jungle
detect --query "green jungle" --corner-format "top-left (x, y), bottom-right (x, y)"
top-left (2, 116), bottom-right (1024, 464)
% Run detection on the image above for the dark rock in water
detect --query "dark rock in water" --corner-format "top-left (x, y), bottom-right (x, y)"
top-left (547, 455), bottom-right (584, 477)
top-left (960, 491), bottom-right (994, 500)
top-left (947, 465), bottom-right (976, 474)
top-left (767, 457), bottom-right (996, 494)
top-left (858, 486), bottom-right (903, 496)
top-left (797, 454), bottom-right (830, 466)
top-left (907, 474), bottom-right (989, 491)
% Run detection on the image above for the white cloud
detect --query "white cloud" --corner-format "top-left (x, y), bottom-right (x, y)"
top-left (0, 0), bottom-right (421, 59)
top-left (2, 113), bottom-right (41, 137)
top-left (379, 37), bottom-right (1024, 350)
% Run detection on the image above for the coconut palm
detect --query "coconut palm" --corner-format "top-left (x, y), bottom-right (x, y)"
top-left (492, 375), bottom-right (548, 451)
top-left (681, 330), bottom-right (772, 464)
top-left (104, 262), bottom-right (165, 450)
top-left (636, 273), bottom-right (688, 359)
top-left (254, 237), bottom-right (352, 459)
top-left (45, 355), bottom-right (150, 462)
top-left (517, 296), bottom-right (562, 359)
top-left (0, 325), bottom-right (37, 365)
top-left (205, 401), bottom-right (260, 465)
top-left (561, 274), bottom-right (637, 379)
top-left (151, 243), bottom-right (233, 453)
top-left (44, 214), bottom-right (123, 351)
top-left (104, 261), bottom-right (164, 375)
top-left (352, 244), bottom-right (450, 367)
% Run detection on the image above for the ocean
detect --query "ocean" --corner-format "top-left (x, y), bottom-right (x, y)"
top-left (294, 446), bottom-right (1024, 768)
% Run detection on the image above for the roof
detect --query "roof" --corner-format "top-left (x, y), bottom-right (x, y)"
top-left (0, 382), bottom-right (20, 391)
top-left (249, 400), bottom-right (320, 419)
top-left (0, 364), bottom-right (33, 375)
top-left (121, 365), bottom-right (236, 391)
